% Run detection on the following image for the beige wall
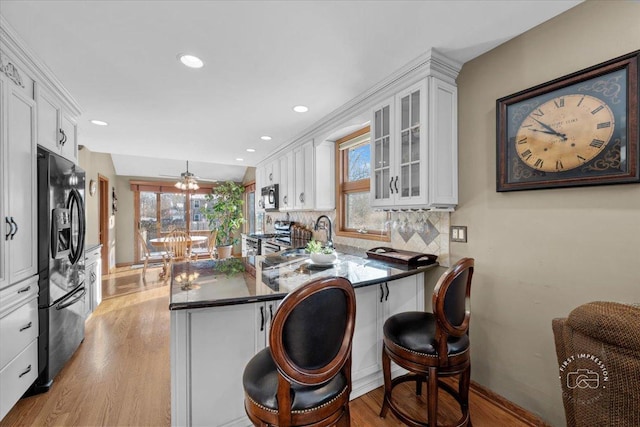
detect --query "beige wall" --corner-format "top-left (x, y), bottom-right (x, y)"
top-left (454, 1), bottom-right (640, 425)
top-left (78, 147), bottom-right (118, 271)
top-left (115, 176), bottom-right (135, 264)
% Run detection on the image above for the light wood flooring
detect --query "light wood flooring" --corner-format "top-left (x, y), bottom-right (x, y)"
top-left (1, 267), bottom-right (536, 426)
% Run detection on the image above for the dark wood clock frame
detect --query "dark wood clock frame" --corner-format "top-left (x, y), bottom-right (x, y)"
top-left (496, 50), bottom-right (639, 192)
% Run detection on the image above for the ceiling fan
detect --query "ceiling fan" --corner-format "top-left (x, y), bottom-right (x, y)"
top-left (159, 161), bottom-right (217, 190)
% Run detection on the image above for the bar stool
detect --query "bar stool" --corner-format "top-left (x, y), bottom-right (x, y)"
top-left (380, 258), bottom-right (475, 427)
top-left (243, 276), bottom-right (356, 427)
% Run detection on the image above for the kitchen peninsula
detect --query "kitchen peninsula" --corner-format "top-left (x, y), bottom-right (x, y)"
top-left (170, 249), bottom-right (439, 426)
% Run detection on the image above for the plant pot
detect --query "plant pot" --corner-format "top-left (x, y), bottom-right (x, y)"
top-left (310, 251), bottom-right (337, 264)
top-left (217, 245), bottom-right (233, 260)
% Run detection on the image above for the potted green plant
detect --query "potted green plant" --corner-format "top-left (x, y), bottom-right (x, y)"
top-left (305, 239), bottom-right (337, 265)
top-left (202, 181), bottom-right (245, 259)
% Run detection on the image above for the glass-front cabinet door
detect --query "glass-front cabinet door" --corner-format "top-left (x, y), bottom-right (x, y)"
top-left (371, 98), bottom-right (395, 208)
top-left (395, 81), bottom-right (427, 206)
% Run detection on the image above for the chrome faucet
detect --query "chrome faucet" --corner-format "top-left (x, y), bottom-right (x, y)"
top-left (314, 215), bottom-right (333, 248)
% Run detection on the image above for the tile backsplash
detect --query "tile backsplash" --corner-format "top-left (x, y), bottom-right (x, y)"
top-left (263, 210), bottom-right (450, 267)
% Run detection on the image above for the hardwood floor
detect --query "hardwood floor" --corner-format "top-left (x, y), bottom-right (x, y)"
top-left (1, 267), bottom-right (538, 426)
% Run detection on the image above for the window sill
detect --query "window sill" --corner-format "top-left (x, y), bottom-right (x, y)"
top-left (335, 230), bottom-right (390, 242)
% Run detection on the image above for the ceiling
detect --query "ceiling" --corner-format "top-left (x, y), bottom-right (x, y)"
top-left (1, 0), bottom-right (581, 181)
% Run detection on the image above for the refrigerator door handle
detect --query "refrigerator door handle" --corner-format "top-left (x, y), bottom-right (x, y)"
top-left (67, 188), bottom-right (86, 265)
top-left (56, 286), bottom-right (86, 311)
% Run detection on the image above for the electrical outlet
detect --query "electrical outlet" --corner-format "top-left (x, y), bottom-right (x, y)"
top-left (451, 226), bottom-right (467, 243)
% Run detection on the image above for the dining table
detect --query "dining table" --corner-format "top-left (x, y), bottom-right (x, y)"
top-left (148, 235), bottom-right (209, 277)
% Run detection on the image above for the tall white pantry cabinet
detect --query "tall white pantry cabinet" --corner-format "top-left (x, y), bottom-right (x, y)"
top-left (0, 16), bottom-right (82, 421)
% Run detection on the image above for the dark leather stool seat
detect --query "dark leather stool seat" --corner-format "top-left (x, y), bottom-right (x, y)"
top-left (383, 312), bottom-right (470, 357)
top-left (243, 276), bottom-right (356, 427)
top-left (243, 347), bottom-right (348, 412)
top-left (380, 258), bottom-right (475, 427)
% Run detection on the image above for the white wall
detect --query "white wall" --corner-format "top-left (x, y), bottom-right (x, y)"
top-left (453, 2), bottom-right (640, 425)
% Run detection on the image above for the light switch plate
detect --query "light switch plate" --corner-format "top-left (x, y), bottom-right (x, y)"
top-left (451, 226), bottom-right (467, 243)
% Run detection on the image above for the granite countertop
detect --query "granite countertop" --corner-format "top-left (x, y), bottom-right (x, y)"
top-left (169, 246), bottom-right (439, 310)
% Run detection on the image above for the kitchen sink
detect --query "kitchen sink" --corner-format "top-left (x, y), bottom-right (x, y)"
top-left (279, 247), bottom-right (308, 257)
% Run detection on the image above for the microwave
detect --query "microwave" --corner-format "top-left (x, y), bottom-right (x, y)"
top-left (261, 184), bottom-right (279, 211)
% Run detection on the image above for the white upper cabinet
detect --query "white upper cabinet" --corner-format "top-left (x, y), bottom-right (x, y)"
top-left (369, 50), bottom-right (460, 211)
top-left (371, 98), bottom-right (395, 208)
top-left (278, 152), bottom-right (294, 211)
top-left (313, 140), bottom-right (335, 211)
top-left (371, 76), bottom-right (458, 211)
top-left (293, 140), bottom-right (314, 210)
top-left (0, 67), bottom-right (37, 290)
top-left (36, 84), bottom-right (78, 164)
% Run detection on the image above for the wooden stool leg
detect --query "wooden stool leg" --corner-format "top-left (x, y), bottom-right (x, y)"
top-left (427, 366), bottom-right (438, 426)
top-left (379, 345), bottom-right (392, 418)
top-left (416, 376), bottom-right (423, 396)
top-left (460, 365), bottom-right (471, 426)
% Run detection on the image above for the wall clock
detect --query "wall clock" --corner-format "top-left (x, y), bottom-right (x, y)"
top-left (497, 50), bottom-right (639, 191)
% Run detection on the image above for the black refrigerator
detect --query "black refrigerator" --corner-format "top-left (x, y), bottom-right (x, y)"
top-left (31, 147), bottom-right (87, 393)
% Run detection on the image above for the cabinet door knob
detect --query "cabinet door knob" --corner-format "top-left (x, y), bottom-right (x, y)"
top-left (389, 178), bottom-right (394, 194)
top-left (379, 283), bottom-right (384, 303)
top-left (283, 195), bottom-right (287, 205)
top-left (19, 321), bottom-right (32, 332)
top-left (299, 193), bottom-right (304, 203)
top-left (394, 176), bottom-right (399, 194)
top-left (385, 282), bottom-right (389, 301)
top-left (17, 285), bottom-right (31, 294)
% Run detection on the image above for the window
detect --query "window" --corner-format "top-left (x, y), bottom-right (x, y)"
top-left (131, 180), bottom-right (216, 262)
top-left (336, 126), bottom-right (389, 240)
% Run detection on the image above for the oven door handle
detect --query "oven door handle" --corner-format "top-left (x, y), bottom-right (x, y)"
top-left (56, 286), bottom-right (86, 310)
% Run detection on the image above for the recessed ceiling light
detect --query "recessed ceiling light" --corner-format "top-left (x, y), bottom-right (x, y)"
top-left (246, 148), bottom-right (256, 152)
top-left (90, 119), bottom-right (108, 126)
top-left (293, 105), bottom-right (309, 113)
top-left (177, 54), bottom-right (204, 69)
top-left (260, 135), bottom-right (272, 141)
top-left (236, 158), bottom-right (244, 162)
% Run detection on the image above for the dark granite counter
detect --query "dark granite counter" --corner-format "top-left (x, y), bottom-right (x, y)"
top-left (169, 248), bottom-right (438, 310)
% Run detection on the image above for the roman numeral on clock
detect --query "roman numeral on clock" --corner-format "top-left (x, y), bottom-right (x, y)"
top-left (590, 139), bottom-right (605, 148)
top-left (577, 154), bottom-right (587, 163)
top-left (531, 109), bottom-right (544, 117)
top-left (534, 158), bottom-right (544, 168)
top-left (597, 122), bottom-right (611, 129)
top-left (554, 98), bottom-right (565, 108)
top-left (556, 160), bottom-right (564, 170)
top-left (517, 137), bottom-right (527, 144)
top-left (521, 149), bottom-right (533, 160)
top-left (591, 105), bottom-right (604, 115)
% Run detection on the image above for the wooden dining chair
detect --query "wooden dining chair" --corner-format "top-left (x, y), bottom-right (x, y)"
top-left (136, 230), bottom-right (168, 282)
top-left (243, 276), bottom-right (356, 426)
top-left (190, 231), bottom-right (217, 260)
top-left (380, 258), bottom-right (475, 427)
top-left (163, 230), bottom-right (194, 276)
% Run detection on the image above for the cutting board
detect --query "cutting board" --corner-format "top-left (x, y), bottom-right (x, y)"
top-left (366, 247), bottom-right (438, 266)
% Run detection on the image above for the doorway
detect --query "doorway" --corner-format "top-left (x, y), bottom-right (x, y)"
top-left (98, 175), bottom-right (109, 273)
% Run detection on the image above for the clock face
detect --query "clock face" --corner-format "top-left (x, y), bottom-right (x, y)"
top-left (515, 94), bottom-right (615, 172)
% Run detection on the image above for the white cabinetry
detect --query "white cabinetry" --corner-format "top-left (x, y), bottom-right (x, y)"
top-left (278, 152), bottom-right (294, 211)
top-left (255, 166), bottom-right (266, 212)
top-left (36, 85), bottom-right (78, 164)
top-left (84, 245), bottom-right (102, 319)
top-left (371, 75), bottom-right (458, 209)
top-left (0, 276), bottom-right (38, 421)
top-left (293, 140), bottom-right (314, 210)
top-left (172, 299), bottom-right (279, 427)
top-left (171, 273), bottom-right (424, 426)
top-left (0, 72), bottom-right (37, 291)
top-left (313, 140), bottom-right (335, 211)
top-left (351, 274), bottom-right (424, 398)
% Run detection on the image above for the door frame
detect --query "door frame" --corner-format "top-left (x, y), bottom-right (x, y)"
top-left (98, 174), bottom-right (109, 273)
